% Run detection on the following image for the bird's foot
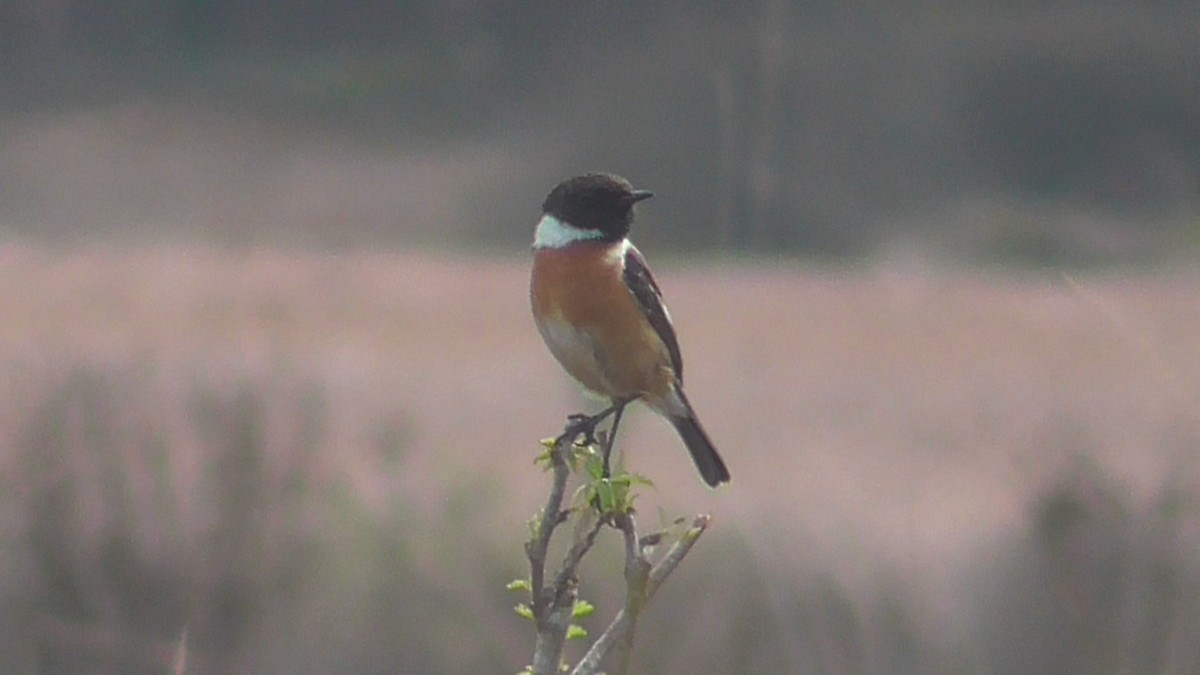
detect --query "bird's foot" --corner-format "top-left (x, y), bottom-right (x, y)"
top-left (557, 412), bottom-right (603, 448)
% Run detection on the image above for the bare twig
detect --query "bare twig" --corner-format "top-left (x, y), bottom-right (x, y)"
top-left (527, 435), bottom-right (574, 675)
top-left (614, 512), bottom-right (651, 674)
top-left (572, 514), bottom-right (712, 675)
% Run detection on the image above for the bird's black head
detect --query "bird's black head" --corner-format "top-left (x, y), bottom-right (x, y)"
top-left (542, 173), bottom-right (654, 240)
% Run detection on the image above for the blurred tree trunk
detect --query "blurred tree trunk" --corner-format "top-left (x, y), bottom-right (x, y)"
top-left (713, 64), bottom-right (739, 247)
top-left (748, 0), bottom-right (787, 248)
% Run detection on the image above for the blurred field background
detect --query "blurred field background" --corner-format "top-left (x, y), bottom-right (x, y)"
top-left (3, 2), bottom-right (1200, 673)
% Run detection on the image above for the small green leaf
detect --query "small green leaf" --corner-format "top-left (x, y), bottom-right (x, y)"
top-left (507, 579), bottom-right (531, 592)
top-left (572, 599), bottom-right (596, 617)
top-left (514, 603), bottom-right (534, 620)
top-left (627, 473), bottom-right (655, 489)
top-left (567, 624), bottom-right (589, 640)
top-left (595, 479), bottom-right (616, 511)
top-left (585, 455), bottom-right (605, 480)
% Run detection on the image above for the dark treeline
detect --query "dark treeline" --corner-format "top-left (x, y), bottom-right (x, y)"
top-left (3, 1), bottom-right (1199, 261)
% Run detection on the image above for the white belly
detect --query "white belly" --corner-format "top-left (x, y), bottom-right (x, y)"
top-left (535, 316), bottom-right (617, 397)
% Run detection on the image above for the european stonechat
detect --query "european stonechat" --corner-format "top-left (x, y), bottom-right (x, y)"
top-left (530, 173), bottom-right (730, 487)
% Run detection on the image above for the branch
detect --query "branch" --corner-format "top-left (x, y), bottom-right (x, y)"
top-left (526, 435), bottom-right (574, 675)
top-left (572, 514), bottom-right (712, 675)
top-left (613, 512), bottom-right (650, 674)
top-left (522, 423), bottom-right (715, 675)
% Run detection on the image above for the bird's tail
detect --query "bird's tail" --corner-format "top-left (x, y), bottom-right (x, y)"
top-left (668, 390), bottom-right (730, 487)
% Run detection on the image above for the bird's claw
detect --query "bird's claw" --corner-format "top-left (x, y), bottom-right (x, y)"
top-left (558, 412), bottom-right (600, 447)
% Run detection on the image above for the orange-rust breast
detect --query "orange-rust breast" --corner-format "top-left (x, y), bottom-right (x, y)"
top-left (531, 242), bottom-right (675, 400)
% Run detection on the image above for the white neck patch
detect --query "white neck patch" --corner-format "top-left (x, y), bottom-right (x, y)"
top-left (533, 214), bottom-right (605, 249)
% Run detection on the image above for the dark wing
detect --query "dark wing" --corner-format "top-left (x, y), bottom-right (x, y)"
top-left (622, 245), bottom-right (684, 381)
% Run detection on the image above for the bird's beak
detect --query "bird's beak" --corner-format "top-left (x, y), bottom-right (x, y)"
top-left (629, 190), bottom-right (654, 203)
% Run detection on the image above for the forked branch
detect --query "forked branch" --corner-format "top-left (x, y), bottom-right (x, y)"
top-left (521, 424), bottom-right (713, 675)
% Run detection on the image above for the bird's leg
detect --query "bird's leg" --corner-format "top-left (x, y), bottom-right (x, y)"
top-left (601, 400), bottom-right (629, 479)
top-left (557, 401), bottom-right (622, 448)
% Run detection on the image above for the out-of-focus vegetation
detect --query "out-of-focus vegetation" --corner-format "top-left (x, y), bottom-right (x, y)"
top-left (1, 249), bottom-right (1198, 673)
top-left (6, 362), bottom-right (1199, 673)
top-left (1, 364), bottom-right (517, 673)
top-left (2, 1), bottom-right (1199, 261)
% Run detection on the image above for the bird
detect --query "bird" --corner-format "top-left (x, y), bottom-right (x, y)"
top-left (529, 173), bottom-right (730, 487)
